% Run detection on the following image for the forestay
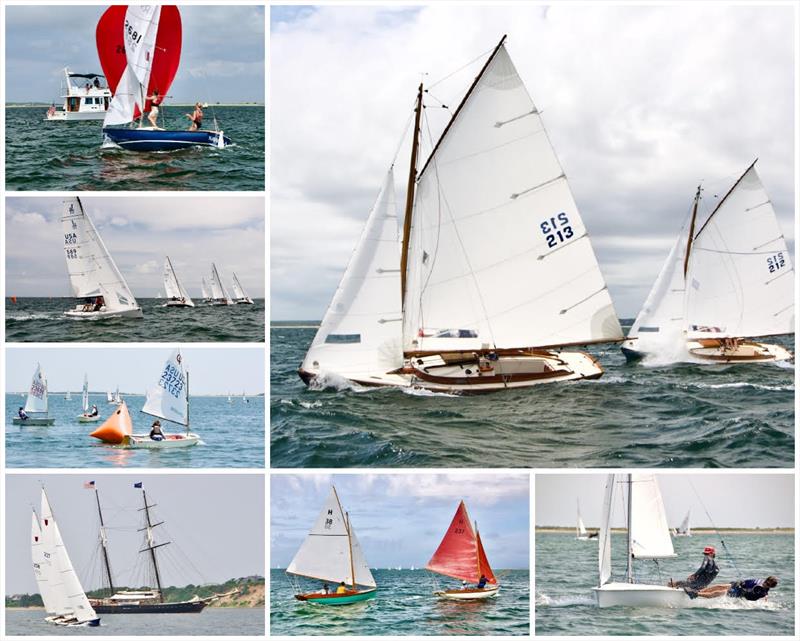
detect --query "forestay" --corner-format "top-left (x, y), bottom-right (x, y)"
top-left (24, 363), bottom-right (49, 414)
top-left (62, 197), bottom-right (139, 313)
top-left (403, 43), bottom-right (621, 353)
top-left (302, 168), bottom-right (404, 376)
top-left (142, 349), bottom-right (188, 426)
top-left (286, 487), bottom-right (376, 588)
top-left (629, 474), bottom-right (675, 560)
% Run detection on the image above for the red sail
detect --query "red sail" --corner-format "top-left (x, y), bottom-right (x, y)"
top-left (476, 530), bottom-right (497, 584)
top-left (425, 501), bottom-right (480, 583)
top-left (95, 5), bottom-right (128, 92)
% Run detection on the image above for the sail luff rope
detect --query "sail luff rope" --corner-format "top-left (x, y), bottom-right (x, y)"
top-left (687, 480), bottom-right (742, 580)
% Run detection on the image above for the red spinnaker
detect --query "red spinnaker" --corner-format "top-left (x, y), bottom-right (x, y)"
top-left (425, 500), bottom-right (494, 583)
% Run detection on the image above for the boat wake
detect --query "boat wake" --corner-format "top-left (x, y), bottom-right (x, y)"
top-left (403, 386), bottom-right (459, 398)
top-left (535, 592), bottom-right (594, 607)
top-left (681, 381), bottom-right (794, 393)
top-left (686, 595), bottom-right (786, 610)
top-left (6, 312), bottom-right (59, 321)
top-left (307, 372), bottom-right (374, 393)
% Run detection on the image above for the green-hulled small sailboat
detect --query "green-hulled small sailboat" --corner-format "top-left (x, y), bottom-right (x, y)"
top-left (287, 486), bottom-right (377, 605)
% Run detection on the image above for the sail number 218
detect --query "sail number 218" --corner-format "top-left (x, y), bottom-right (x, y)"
top-left (540, 212), bottom-right (574, 248)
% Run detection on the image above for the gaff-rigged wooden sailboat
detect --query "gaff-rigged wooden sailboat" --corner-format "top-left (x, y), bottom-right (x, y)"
top-left (33, 488), bottom-right (101, 626)
top-left (162, 256), bottom-right (195, 307)
top-left (577, 500), bottom-right (598, 541)
top-left (287, 486), bottom-right (377, 605)
top-left (97, 5), bottom-right (231, 151)
top-left (426, 501), bottom-right (499, 600)
top-left (62, 197), bottom-right (143, 320)
top-left (231, 272), bottom-right (254, 304)
top-left (78, 373), bottom-right (101, 423)
top-left (299, 36), bottom-right (622, 393)
top-left (623, 161), bottom-right (793, 363)
top-left (593, 474), bottom-right (688, 608)
top-left (12, 363), bottom-right (55, 426)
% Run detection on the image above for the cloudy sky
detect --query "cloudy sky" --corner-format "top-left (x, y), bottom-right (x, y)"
top-left (5, 4), bottom-right (265, 103)
top-left (5, 196), bottom-right (265, 298)
top-left (271, 473), bottom-right (529, 569)
top-left (6, 346), bottom-right (265, 396)
top-left (5, 473), bottom-right (264, 594)
top-left (271, 4), bottom-right (795, 320)
top-left (535, 473), bottom-right (794, 529)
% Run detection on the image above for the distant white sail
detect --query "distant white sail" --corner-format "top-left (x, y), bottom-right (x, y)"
top-left (82, 374), bottom-right (89, 413)
top-left (24, 363), bottom-right (49, 414)
top-left (142, 349), bottom-right (188, 426)
top-left (577, 501), bottom-right (588, 538)
top-left (629, 474), bottom-right (676, 560)
top-left (163, 256), bottom-right (194, 305)
top-left (677, 510), bottom-right (691, 536)
top-left (201, 277), bottom-right (210, 300)
top-left (209, 263), bottom-right (233, 303)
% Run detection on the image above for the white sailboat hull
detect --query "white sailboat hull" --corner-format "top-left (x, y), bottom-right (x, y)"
top-left (12, 416), bottom-right (55, 426)
top-left (163, 301), bottom-right (195, 308)
top-left (124, 433), bottom-right (201, 449)
top-left (577, 536), bottom-right (598, 541)
top-left (434, 586), bottom-right (500, 600)
top-left (594, 583), bottom-right (689, 608)
top-left (64, 306), bottom-right (143, 320)
top-left (78, 414), bottom-right (101, 423)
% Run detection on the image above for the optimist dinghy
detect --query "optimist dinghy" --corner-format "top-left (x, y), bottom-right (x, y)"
top-left (287, 486), bottom-right (377, 605)
top-left (77, 374), bottom-right (101, 423)
top-left (62, 197), bottom-right (143, 320)
top-left (13, 363), bottom-right (56, 426)
top-left (623, 161), bottom-right (793, 363)
top-left (426, 501), bottom-right (499, 600)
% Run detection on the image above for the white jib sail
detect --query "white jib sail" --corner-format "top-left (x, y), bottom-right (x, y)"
top-left (302, 168), bottom-right (403, 377)
top-left (403, 43), bottom-right (622, 353)
top-left (163, 256), bottom-right (194, 305)
top-left (62, 197), bottom-right (139, 313)
top-left (231, 273), bottom-right (246, 300)
top-left (82, 374), bottom-right (89, 413)
top-left (31, 512), bottom-right (58, 615)
top-left (142, 349), bottom-right (188, 426)
top-left (286, 487), bottom-right (376, 588)
top-left (24, 363), bottom-right (49, 414)
top-left (598, 474), bottom-right (615, 586)
top-left (209, 263), bottom-right (232, 302)
top-left (629, 474), bottom-right (676, 560)
top-left (103, 65), bottom-right (140, 127)
top-left (686, 164), bottom-right (794, 340)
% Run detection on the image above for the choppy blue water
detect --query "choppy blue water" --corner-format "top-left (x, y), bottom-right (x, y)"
top-left (5, 106), bottom-right (264, 191)
top-left (4, 608), bottom-right (264, 636)
top-left (270, 324), bottom-right (794, 468)
top-left (535, 531), bottom-right (795, 636)
top-left (6, 298), bottom-right (265, 343)
top-left (5, 394), bottom-right (264, 468)
top-left (270, 569), bottom-right (529, 636)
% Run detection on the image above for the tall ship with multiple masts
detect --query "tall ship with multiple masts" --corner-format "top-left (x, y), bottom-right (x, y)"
top-left (299, 36), bottom-right (622, 392)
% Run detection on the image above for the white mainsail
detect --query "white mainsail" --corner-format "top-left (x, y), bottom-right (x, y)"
top-left (24, 363), bottom-right (49, 414)
top-left (31, 512), bottom-right (58, 615)
top-left (403, 43), bottom-right (622, 354)
top-left (82, 374), bottom-right (90, 413)
top-left (209, 263), bottom-right (233, 303)
top-left (577, 501), bottom-right (588, 538)
top-left (677, 510), bottom-right (691, 536)
top-left (61, 197), bottom-right (140, 313)
top-left (231, 272), bottom-right (251, 302)
top-left (142, 349), bottom-right (188, 426)
top-left (163, 256), bottom-right (194, 305)
top-left (201, 278), bottom-right (210, 300)
top-left (598, 475), bottom-right (615, 586)
top-left (629, 474), bottom-right (676, 560)
top-left (286, 487), bottom-right (376, 588)
top-left (302, 168), bottom-right (403, 377)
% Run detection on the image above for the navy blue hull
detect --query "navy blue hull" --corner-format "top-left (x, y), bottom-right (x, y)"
top-left (103, 128), bottom-right (231, 152)
top-left (621, 346), bottom-right (645, 363)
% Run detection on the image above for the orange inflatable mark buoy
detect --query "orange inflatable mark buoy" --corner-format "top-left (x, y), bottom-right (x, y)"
top-left (10, 296), bottom-right (17, 303)
top-left (90, 401), bottom-right (133, 444)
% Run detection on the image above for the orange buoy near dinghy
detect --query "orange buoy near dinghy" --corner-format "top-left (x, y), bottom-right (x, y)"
top-left (90, 401), bottom-right (133, 444)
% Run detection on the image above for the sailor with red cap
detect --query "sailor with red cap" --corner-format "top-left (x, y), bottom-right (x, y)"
top-left (668, 545), bottom-right (719, 590)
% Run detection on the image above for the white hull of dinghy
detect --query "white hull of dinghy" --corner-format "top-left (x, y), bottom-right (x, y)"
top-left (123, 433), bottom-right (201, 449)
top-left (78, 414), bottom-right (101, 423)
top-left (434, 586), bottom-right (499, 600)
top-left (593, 582), bottom-right (689, 608)
top-left (64, 307), bottom-right (143, 320)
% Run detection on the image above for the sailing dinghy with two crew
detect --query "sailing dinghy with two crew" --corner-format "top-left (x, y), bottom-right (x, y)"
top-left (623, 161), bottom-right (793, 363)
top-left (300, 36), bottom-right (622, 393)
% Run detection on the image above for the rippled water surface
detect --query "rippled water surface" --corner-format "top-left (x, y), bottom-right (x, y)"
top-left (270, 569), bottom-right (529, 636)
top-left (536, 532), bottom-right (794, 636)
top-left (5, 394), bottom-right (264, 468)
top-left (5, 106), bottom-right (264, 191)
top-left (6, 298), bottom-right (265, 343)
top-left (271, 324), bottom-right (794, 468)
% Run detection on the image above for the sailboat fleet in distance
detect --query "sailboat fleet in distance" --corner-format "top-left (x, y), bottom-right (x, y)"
top-left (299, 36), bottom-right (793, 393)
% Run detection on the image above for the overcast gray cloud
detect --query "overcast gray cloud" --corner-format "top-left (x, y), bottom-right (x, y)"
top-left (5, 196), bottom-right (265, 298)
top-left (270, 4), bottom-right (795, 320)
top-left (5, 4), bottom-right (265, 103)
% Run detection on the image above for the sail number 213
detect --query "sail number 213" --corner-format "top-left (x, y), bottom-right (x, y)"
top-left (540, 212), bottom-right (574, 248)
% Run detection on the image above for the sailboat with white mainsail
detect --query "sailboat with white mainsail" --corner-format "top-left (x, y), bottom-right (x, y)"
top-left (594, 474), bottom-right (689, 608)
top-left (622, 161), bottom-right (793, 363)
top-left (162, 256), bottom-right (195, 307)
top-left (208, 263), bottom-right (234, 306)
top-left (299, 36), bottom-right (622, 393)
top-left (674, 510), bottom-right (692, 537)
top-left (231, 272), bottom-right (254, 304)
top-left (577, 500), bottom-right (598, 541)
top-left (62, 197), bottom-right (143, 320)
top-left (32, 488), bottom-right (101, 626)
top-left (78, 374), bottom-right (101, 423)
top-left (287, 486), bottom-right (377, 605)
top-left (200, 277), bottom-right (212, 303)
top-left (426, 500), bottom-right (499, 600)
top-left (13, 363), bottom-right (55, 426)
top-left (64, 391), bottom-right (72, 401)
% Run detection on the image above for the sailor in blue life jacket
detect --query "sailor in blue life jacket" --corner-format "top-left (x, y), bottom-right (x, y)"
top-left (688, 576), bottom-right (777, 600)
top-left (18, 407), bottom-right (29, 421)
top-left (669, 546), bottom-right (719, 590)
top-left (477, 574), bottom-right (488, 589)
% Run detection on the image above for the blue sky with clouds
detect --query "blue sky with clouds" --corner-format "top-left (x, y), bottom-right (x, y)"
top-left (5, 4), bottom-right (264, 103)
top-left (271, 473), bottom-right (530, 570)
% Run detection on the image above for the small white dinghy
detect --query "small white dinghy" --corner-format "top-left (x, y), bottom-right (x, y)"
top-left (577, 500), bottom-right (598, 541)
top-left (77, 373), bottom-right (101, 423)
top-left (62, 197), bottom-right (143, 320)
top-left (162, 256), bottom-right (195, 307)
top-left (231, 272), bottom-right (254, 304)
top-left (674, 510), bottom-right (692, 537)
top-left (593, 474), bottom-right (688, 608)
top-left (12, 363), bottom-right (55, 426)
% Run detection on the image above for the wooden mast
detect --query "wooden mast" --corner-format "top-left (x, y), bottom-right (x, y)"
top-left (139, 488), bottom-right (169, 602)
top-left (94, 487), bottom-right (115, 594)
top-left (683, 185), bottom-right (701, 278)
top-left (345, 512), bottom-right (356, 591)
top-left (400, 82), bottom-right (424, 305)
